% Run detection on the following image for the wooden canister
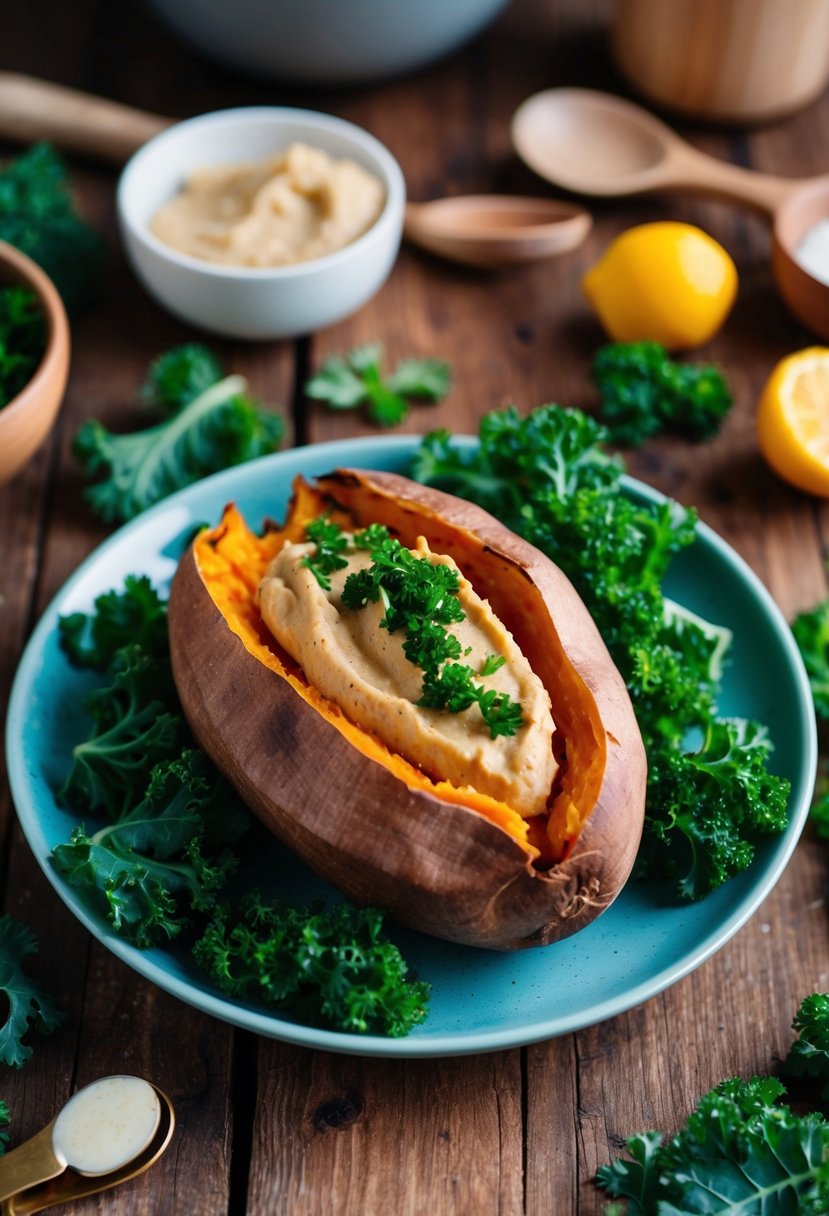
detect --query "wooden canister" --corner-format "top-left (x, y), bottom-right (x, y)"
top-left (613, 0), bottom-right (829, 123)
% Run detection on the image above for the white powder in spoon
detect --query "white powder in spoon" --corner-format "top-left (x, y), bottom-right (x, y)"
top-left (795, 218), bottom-right (829, 286)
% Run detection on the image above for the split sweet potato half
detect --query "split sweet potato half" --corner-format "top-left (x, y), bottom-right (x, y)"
top-left (168, 469), bottom-right (647, 950)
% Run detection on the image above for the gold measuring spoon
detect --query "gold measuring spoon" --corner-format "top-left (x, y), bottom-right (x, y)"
top-left (0, 72), bottom-right (592, 271)
top-left (512, 86), bottom-right (829, 338)
top-left (0, 1075), bottom-right (174, 1215)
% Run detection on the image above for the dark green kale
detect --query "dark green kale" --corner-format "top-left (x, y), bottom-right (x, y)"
top-left (784, 993), bottom-right (829, 1101)
top-left (140, 344), bottom-right (224, 415)
top-left (74, 345), bottom-right (284, 523)
top-left (193, 892), bottom-right (429, 1037)
top-left (412, 404), bottom-right (791, 899)
top-left (592, 340), bottom-right (733, 447)
top-left (57, 644), bottom-right (181, 818)
top-left (0, 915), bottom-right (65, 1068)
top-left (59, 575), bottom-right (168, 669)
top-left (305, 343), bottom-right (451, 427)
top-left (0, 284), bottom-right (46, 408)
top-left (52, 752), bottom-right (248, 948)
top-left (638, 718), bottom-right (790, 900)
top-left (0, 1101), bottom-right (9, 1154)
top-left (55, 574), bottom-right (430, 1036)
top-left (0, 143), bottom-right (106, 313)
top-left (596, 1075), bottom-right (829, 1214)
top-left (792, 599), bottom-right (829, 721)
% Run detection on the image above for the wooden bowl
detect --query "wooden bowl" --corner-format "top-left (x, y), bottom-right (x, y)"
top-left (0, 242), bottom-right (70, 485)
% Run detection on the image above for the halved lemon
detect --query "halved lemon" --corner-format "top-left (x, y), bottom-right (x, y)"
top-left (757, 347), bottom-right (829, 497)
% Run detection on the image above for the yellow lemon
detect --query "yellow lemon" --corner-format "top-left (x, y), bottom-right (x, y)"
top-left (581, 221), bottom-right (738, 350)
top-left (756, 347), bottom-right (829, 497)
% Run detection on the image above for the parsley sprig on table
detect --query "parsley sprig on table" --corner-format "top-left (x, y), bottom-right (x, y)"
top-left (303, 518), bottom-right (524, 738)
top-left (411, 404), bottom-right (790, 898)
top-left (305, 343), bottom-right (451, 427)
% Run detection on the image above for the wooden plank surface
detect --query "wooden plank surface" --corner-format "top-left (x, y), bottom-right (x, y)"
top-left (0, 0), bottom-right (827, 1212)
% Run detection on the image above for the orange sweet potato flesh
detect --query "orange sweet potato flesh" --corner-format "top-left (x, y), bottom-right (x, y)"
top-left (168, 469), bottom-right (647, 950)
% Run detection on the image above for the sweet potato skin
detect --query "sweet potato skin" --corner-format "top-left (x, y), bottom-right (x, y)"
top-left (169, 469), bottom-right (647, 950)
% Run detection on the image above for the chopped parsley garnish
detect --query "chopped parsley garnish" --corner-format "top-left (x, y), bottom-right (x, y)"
top-left (303, 518), bottom-right (524, 738)
top-left (301, 514), bottom-right (350, 589)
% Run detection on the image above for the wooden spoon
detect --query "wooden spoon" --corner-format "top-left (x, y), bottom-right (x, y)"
top-left (511, 86), bottom-right (829, 338)
top-left (0, 73), bottom-right (591, 272)
top-left (403, 195), bottom-right (591, 269)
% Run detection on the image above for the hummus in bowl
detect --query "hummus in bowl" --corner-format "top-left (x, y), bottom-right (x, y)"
top-left (150, 143), bottom-right (386, 269)
top-left (117, 107), bottom-right (405, 340)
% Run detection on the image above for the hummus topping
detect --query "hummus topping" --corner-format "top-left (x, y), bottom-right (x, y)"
top-left (259, 534), bottom-right (557, 816)
top-left (150, 142), bottom-right (385, 268)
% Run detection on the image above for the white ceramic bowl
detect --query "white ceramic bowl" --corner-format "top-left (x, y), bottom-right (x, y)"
top-left (117, 107), bottom-right (405, 340)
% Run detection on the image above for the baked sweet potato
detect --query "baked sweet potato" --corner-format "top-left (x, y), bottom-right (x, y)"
top-left (168, 469), bottom-right (647, 950)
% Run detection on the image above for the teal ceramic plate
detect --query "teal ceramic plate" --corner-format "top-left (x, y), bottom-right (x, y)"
top-left (6, 437), bottom-right (817, 1058)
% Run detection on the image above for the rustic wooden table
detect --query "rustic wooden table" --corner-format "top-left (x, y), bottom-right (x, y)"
top-left (1, 0), bottom-right (827, 1212)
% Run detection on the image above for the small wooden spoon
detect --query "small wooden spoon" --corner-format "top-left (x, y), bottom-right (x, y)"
top-left (512, 86), bottom-right (829, 338)
top-left (403, 195), bottom-right (591, 269)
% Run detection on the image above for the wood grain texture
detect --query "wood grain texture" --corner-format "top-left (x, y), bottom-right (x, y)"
top-left (0, 0), bottom-right (827, 1211)
top-left (248, 1044), bottom-right (523, 1216)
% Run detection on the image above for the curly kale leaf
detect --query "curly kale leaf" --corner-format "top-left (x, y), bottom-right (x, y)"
top-left (784, 994), bottom-right (829, 1102)
top-left (639, 719), bottom-right (791, 900)
top-left (411, 407), bottom-right (620, 523)
top-left (75, 347), bottom-right (283, 523)
top-left (592, 340), bottom-right (733, 447)
top-left (193, 893), bottom-right (429, 1037)
top-left (792, 599), bottom-right (829, 721)
top-left (59, 575), bottom-right (168, 669)
top-left (412, 404), bottom-right (790, 901)
top-left (52, 752), bottom-right (248, 948)
top-left (0, 143), bottom-right (106, 314)
top-left (0, 916), bottom-right (65, 1068)
top-left (597, 1076), bottom-right (829, 1214)
top-left (58, 644), bottom-right (181, 818)
top-left (140, 344), bottom-right (224, 415)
